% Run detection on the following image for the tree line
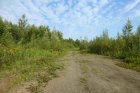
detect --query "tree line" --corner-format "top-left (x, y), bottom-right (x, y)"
top-left (79, 19), bottom-right (140, 65)
top-left (0, 15), bottom-right (139, 70)
top-left (0, 14), bottom-right (77, 68)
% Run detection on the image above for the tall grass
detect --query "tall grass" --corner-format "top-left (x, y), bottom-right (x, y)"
top-left (0, 44), bottom-right (65, 93)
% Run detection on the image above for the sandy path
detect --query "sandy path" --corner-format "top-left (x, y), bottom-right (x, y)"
top-left (7, 51), bottom-right (140, 93)
top-left (44, 51), bottom-right (86, 93)
top-left (44, 51), bottom-right (140, 93)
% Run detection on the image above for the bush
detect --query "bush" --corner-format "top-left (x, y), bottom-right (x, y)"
top-left (124, 57), bottom-right (140, 64)
top-left (0, 46), bottom-right (16, 68)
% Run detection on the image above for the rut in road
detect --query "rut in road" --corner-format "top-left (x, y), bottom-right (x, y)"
top-left (44, 51), bottom-right (140, 93)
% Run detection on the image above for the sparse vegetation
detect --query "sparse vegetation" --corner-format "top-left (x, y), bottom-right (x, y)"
top-left (80, 60), bottom-right (89, 73)
top-left (80, 77), bottom-right (87, 84)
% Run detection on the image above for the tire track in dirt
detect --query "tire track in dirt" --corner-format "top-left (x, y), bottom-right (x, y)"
top-left (10, 51), bottom-right (139, 93)
top-left (43, 51), bottom-right (86, 93)
top-left (44, 52), bottom-right (140, 93)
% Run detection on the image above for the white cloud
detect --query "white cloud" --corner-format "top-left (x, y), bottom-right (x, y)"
top-left (131, 9), bottom-right (140, 17)
top-left (124, 0), bottom-right (140, 12)
top-left (135, 10), bottom-right (140, 16)
top-left (99, 0), bottom-right (109, 7)
top-left (0, 0), bottom-right (140, 39)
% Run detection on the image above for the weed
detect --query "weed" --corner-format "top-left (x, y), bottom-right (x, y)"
top-left (80, 61), bottom-right (89, 73)
top-left (28, 83), bottom-right (43, 93)
top-left (116, 62), bottom-right (140, 72)
top-left (80, 77), bottom-right (87, 84)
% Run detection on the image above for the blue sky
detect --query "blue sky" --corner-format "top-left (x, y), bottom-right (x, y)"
top-left (0, 0), bottom-right (140, 39)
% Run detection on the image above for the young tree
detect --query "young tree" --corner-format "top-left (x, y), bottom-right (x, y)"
top-left (134, 25), bottom-right (140, 53)
top-left (9, 24), bottom-right (21, 43)
top-left (18, 14), bottom-right (27, 29)
top-left (0, 17), bottom-right (5, 38)
top-left (122, 19), bottom-right (133, 51)
top-left (18, 14), bottom-right (28, 42)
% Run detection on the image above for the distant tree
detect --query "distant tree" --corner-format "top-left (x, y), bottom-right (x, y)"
top-left (136, 25), bottom-right (140, 54)
top-left (75, 39), bottom-right (80, 47)
top-left (18, 14), bottom-right (28, 42)
top-left (0, 17), bottom-right (5, 38)
top-left (9, 24), bottom-right (21, 43)
top-left (1, 28), bottom-right (13, 46)
top-left (57, 31), bottom-right (63, 40)
top-left (18, 14), bottom-right (27, 29)
top-left (136, 25), bottom-right (140, 35)
top-left (134, 25), bottom-right (140, 54)
top-left (122, 19), bottom-right (133, 51)
top-left (38, 26), bottom-right (46, 38)
top-left (123, 19), bottom-right (133, 37)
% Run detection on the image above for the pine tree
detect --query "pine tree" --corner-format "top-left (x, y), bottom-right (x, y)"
top-left (0, 17), bottom-right (5, 38)
top-left (122, 19), bottom-right (133, 51)
top-left (18, 14), bottom-right (28, 42)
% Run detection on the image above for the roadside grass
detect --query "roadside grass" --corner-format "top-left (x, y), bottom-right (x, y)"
top-left (80, 51), bottom-right (140, 72)
top-left (91, 68), bottom-right (99, 74)
top-left (80, 60), bottom-right (89, 74)
top-left (0, 46), bottom-right (65, 93)
top-left (79, 59), bottom-right (91, 92)
top-left (116, 62), bottom-right (140, 72)
top-left (80, 77), bottom-right (87, 84)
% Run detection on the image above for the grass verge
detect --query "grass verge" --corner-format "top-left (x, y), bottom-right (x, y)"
top-left (116, 62), bottom-right (140, 72)
top-left (80, 51), bottom-right (140, 72)
top-left (0, 47), bottom-right (65, 93)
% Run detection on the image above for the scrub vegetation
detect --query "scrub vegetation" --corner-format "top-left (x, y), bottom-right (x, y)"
top-left (0, 14), bottom-right (140, 93)
top-left (0, 15), bottom-right (77, 93)
top-left (79, 19), bottom-right (140, 71)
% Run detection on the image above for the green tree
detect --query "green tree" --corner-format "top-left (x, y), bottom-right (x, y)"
top-left (122, 19), bottom-right (133, 51)
top-left (0, 17), bottom-right (5, 38)
top-left (18, 14), bottom-right (27, 30)
top-left (18, 14), bottom-right (28, 42)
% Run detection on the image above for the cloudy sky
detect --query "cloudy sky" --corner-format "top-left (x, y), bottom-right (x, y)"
top-left (0, 0), bottom-right (140, 39)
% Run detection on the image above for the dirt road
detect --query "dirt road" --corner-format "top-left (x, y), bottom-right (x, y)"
top-left (44, 51), bottom-right (140, 93)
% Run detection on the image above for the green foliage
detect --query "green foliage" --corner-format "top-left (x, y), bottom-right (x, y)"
top-left (79, 19), bottom-right (140, 71)
top-left (10, 24), bottom-right (21, 43)
top-left (0, 45), bottom-right (15, 68)
top-left (18, 14), bottom-right (27, 28)
top-left (0, 17), bottom-right (5, 38)
top-left (79, 38), bottom-right (89, 50)
top-left (0, 14), bottom-right (76, 68)
top-left (0, 14), bottom-right (76, 92)
top-left (88, 30), bottom-right (112, 55)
